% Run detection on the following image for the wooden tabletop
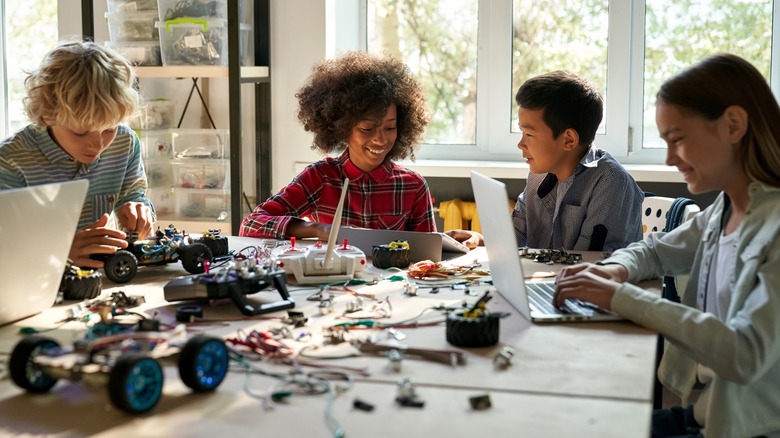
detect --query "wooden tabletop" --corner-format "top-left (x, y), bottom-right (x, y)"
top-left (0, 237), bottom-right (658, 437)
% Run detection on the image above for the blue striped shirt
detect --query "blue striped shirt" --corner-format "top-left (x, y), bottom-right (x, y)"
top-left (0, 124), bottom-right (155, 230)
top-left (512, 147), bottom-right (643, 252)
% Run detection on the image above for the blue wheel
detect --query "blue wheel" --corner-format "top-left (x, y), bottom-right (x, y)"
top-left (179, 336), bottom-right (229, 392)
top-left (108, 355), bottom-right (163, 414)
top-left (9, 336), bottom-right (60, 393)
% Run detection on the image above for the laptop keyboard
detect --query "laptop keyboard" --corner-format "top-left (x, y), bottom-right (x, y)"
top-left (526, 281), bottom-right (612, 317)
top-left (525, 282), bottom-right (560, 314)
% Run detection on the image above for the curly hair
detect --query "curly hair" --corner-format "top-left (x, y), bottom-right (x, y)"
top-left (24, 40), bottom-right (139, 131)
top-left (296, 51), bottom-right (430, 161)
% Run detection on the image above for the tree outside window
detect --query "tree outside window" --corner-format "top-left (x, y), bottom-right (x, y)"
top-left (2, 0), bottom-right (58, 137)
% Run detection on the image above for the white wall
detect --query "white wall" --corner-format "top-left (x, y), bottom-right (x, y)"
top-left (269, 0), bottom-right (326, 192)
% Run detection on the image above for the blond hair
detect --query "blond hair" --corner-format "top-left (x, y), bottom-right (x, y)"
top-left (24, 41), bottom-right (139, 131)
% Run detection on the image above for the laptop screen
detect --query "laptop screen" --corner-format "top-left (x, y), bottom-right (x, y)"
top-left (0, 180), bottom-right (88, 324)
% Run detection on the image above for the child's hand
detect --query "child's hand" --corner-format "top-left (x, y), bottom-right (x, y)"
top-left (445, 229), bottom-right (483, 249)
top-left (557, 262), bottom-right (629, 283)
top-left (117, 202), bottom-right (154, 239)
top-left (287, 220), bottom-right (332, 242)
top-left (68, 214), bottom-right (128, 268)
top-left (553, 262), bottom-right (626, 310)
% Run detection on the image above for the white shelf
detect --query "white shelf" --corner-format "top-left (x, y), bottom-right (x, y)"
top-left (135, 66), bottom-right (269, 80)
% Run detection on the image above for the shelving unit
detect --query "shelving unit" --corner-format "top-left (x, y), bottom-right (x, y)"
top-left (80, 0), bottom-right (273, 234)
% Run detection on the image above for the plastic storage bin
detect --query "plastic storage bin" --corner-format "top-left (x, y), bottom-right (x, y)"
top-left (105, 40), bottom-right (161, 66)
top-left (106, 11), bottom-right (160, 41)
top-left (171, 129), bottom-right (228, 159)
top-left (144, 160), bottom-right (174, 187)
top-left (139, 129), bottom-right (174, 159)
top-left (107, 0), bottom-right (159, 13)
top-left (129, 99), bottom-right (176, 130)
top-left (173, 161), bottom-right (228, 190)
top-left (157, 0), bottom-right (246, 21)
top-left (146, 187), bottom-right (175, 216)
top-left (175, 189), bottom-right (229, 220)
top-left (156, 19), bottom-right (250, 66)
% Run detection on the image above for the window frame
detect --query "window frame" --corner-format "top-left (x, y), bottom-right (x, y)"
top-left (0, 0), bottom-right (8, 138)
top-left (344, 0), bottom-right (780, 166)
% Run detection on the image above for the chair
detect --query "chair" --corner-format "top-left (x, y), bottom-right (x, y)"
top-left (642, 194), bottom-right (700, 409)
top-left (438, 198), bottom-right (514, 233)
top-left (642, 195), bottom-right (700, 240)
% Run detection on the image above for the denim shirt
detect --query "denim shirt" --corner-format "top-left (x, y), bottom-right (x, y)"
top-left (607, 183), bottom-right (780, 438)
top-left (512, 147), bottom-right (643, 252)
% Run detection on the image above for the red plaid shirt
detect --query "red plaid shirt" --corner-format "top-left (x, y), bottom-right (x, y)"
top-left (239, 151), bottom-right (436, 239)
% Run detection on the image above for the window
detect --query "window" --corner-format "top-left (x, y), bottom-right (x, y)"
top-left (367, 0), bottom-right (479, 145)
top-left (364, 0), bottom-right (779, 164)
top-left (0, 0), bottom-right (58, 138)
top-left (638, 0), bottom-right (773, 150)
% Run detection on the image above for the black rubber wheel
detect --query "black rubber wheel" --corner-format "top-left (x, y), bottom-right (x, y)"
top-left (178, 336), bottom-right (229, 392)
top-left (103, 250), bottom-right (139, 284)
top-left (372, 243), bottom-right (410, 269)
top-left (179, 243), bottom-right (213, 274)
top-left (197, 236), bottom-right (229, 257)
top-left (60, 269), bottom-right (103, 300)
top-left (108, 354), bottom-right (164, 414)
top-left (446, 311), bottom-right (501, 348)
top-left (9, 336), bottom-right (61, 393)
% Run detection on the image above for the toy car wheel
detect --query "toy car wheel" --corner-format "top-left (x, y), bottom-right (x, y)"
top-left (197, 236), bottom-right (229, 257)
top-left (108, 354), bottom-right (164, 414)
top-left (103, 250), bottom-right (138, 284)
top-left (179, 243), bottom-right (213, 274)
top-left (60, 269), bottom-right (103, 300)
top-left (9, 336), bottom-right (61, 393)
top-left (446, 311), bottom-right (500, 348)
top-left (179, 336), bottom-right (229, 392)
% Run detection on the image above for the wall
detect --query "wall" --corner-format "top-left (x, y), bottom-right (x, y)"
top-left (268, 0), bottom-right (325, 194)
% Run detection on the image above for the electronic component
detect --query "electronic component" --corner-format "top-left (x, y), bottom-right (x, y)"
top-left (387, 349), bottom-right (403, 372)
top-left (164, 256), bottom-right (295, 317)
top-left (395, 378), bottom-right (424, 408)
top-left (353, 398), bottom-right (375, 412)
top-left (494, 345), bottom-right (516, 368)
top-left (469, 394), bottom-right (492, 410)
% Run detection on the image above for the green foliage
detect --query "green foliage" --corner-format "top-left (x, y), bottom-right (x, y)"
top-left (643, 0), bottom-right (771, 147)
top-left (369, 0), bottom-right (478, 144)
top-left (369, 0), bottom-right (773, 150)
top-left (511, 0), bottom-right (608, 132)
top-left (4, 0), bottom-right (58, 132)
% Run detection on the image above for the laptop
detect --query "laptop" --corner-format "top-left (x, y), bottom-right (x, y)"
top-left (0, 179), bottom-right (89, 325)
top-left (470, 171), bottom-right (623, 322)
top-left (338, 227), bottom-right (470, 263)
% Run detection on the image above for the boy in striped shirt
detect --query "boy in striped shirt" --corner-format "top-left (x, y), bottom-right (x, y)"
top-left (0, 41), bottom-right (155, 268)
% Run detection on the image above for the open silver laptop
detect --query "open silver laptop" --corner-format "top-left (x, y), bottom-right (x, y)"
top-left (338, 227), bottom-right (469, 263)
top-left (471, 171), bottom-right (623, 322)
top-left (0, 179), bottom-right (89, 325)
